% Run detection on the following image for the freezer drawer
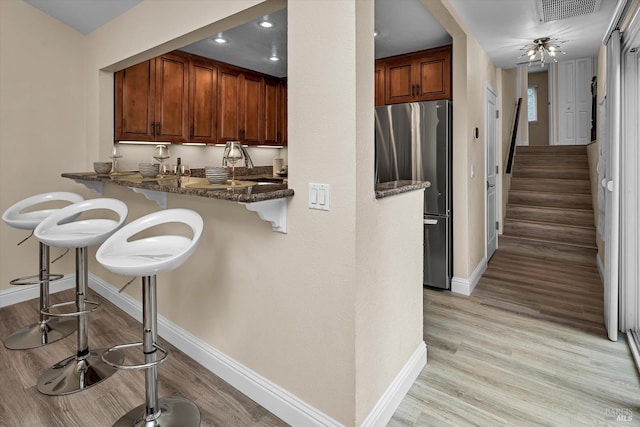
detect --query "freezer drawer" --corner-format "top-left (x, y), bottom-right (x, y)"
top-left (423, 216), bottom-right (451, 289)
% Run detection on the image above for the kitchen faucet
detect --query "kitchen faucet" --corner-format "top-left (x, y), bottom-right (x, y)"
top-left (240, 144), bottom-right (254, 169)
top-left (222, 142), bottom-right (254, 169)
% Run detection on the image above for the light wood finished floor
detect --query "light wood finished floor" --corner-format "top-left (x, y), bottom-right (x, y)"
top-left (390, 251), bottom-right (640, 426)
top-left (0, 289), bottom-right (287, 427)
top-left (3, 273), bottom-right (640, 426)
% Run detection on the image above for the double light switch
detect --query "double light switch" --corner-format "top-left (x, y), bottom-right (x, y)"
top-left (309, 183), bottom-right (330, 211)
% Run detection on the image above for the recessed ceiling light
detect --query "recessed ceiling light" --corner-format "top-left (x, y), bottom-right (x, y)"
top-left (213, 37), bottom-right (227, 44)
top-left (259, 20), bottom-right (274, 28)
top-left (269, 56), bottom-right (280, 62)
top-left (374, 31), bottom-right (379, 37)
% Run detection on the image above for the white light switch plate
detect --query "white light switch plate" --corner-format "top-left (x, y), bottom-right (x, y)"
top-left (309, 183), bottom-right (330, 211)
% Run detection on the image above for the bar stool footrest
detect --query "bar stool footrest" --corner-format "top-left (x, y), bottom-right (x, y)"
top-left (10, 273), bottom-right (64, 286)
top-left (40, 299), bottom-right (100, 317)
top-left (101, 342), bottom-right (169, 370)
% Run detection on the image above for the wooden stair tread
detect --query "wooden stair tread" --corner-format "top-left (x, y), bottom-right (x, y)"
top-left (501, 233), bottom-right (597, 250)
top-left (504, 217), bottom-right (595, 231)
top-left (507, 203), bottom-right (593, 214)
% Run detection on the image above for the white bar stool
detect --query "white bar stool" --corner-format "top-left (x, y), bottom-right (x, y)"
top-left (96, 208), bottom-right (203, 427)
top-left (2, 192), bottom-right (84, 349)
top-left (34, 198), bottom-right (128, 395)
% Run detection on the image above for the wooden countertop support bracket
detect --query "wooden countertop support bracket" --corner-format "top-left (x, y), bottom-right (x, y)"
top-left (241, 198), bottom-right (287, 234)
top-left (129, 187), bottom-right (168, 209)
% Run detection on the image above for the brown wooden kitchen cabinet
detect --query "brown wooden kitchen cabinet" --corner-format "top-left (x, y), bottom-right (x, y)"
top-left (263, 78), bottom-right (285, 145)
top-left (115, 53), bottom-right (189, 142)
top-left (189, 59), bottom-right (218, 144)
top-left (375, 62), bottom-right (385, 106)
top-left (218, 67), bottom-right (263, 144)
top-left (279, 80), bottom-right (288, 146)
top-left (382, 45), bottom-right (451, 105)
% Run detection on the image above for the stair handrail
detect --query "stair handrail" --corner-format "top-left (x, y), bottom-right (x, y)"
top-left (506, 97), bottom-right (522, 174)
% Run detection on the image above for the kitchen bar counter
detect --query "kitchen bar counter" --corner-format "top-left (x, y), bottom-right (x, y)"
top-left (375, 180), bottom-right (431, 199)
top-left (62, 172), bottom-right (294, 203)
top-left (63, 169), bottom-right (293, 233)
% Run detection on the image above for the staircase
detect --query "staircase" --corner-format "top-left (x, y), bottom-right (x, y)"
top-left (473, 145), bottom-right (603, 333)
top-left (500, 145), bottom-right (597, 266)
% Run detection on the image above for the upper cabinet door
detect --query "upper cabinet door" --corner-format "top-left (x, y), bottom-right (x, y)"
top-left (279, 80), bottom-right (288, 146)
top-left (415, 49), bottom-right (451, 101)
top-left (385, 60), bottom-right (414, 105)
top-left (189, 60), bottom-right (218, 144)
top-left (154, 54), bottom-right (189, 142)
top-left (241, 73), bottom-right (263, 145)
top-left (375, 63), bottom-right (385, 106)
top-left (263, 78), bottom-right (281, 145)
top-left (115, 60), bottom-right (155, 141)
top-left (218, 67), bottom-right (242, 142)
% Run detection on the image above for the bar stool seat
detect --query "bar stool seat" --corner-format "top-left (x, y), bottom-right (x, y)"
top-left (97, 208), bottom-right (203, 427)
top-left (34, 198), bottom-right (128, 396)
top-left (2, 192), bottom-right (84, 350)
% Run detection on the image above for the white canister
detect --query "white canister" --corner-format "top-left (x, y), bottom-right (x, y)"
top-left (273, 158), bottom-right (284, 176)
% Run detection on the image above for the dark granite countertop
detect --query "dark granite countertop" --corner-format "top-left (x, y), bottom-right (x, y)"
top-left (62, 171), bottom-right (294, 203)
top-left (375, 180), bottom-right (431, 199)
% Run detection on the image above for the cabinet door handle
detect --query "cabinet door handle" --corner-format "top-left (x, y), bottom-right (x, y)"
top-left (190, 125), bottom-right (194, 137)
top-left (156, 122), bottom-right (161, 135)
top-left (151, 121), bottom-right (155, 136)
top-left (416, 84), bottom-right (420, 95)
top-left (411, 85), bottom-right (415, 96)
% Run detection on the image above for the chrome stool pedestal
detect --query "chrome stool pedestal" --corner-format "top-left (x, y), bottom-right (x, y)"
top-left (2, 192), bottom-right (83, 350)
top-left (97, 208), bottom-right (203, 427)
top-left (106, 276), bottom-right (199, 427)
top-left (34, 198), bottom-right (128, 396)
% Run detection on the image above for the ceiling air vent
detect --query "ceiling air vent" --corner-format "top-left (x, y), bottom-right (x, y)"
top-left (535, 0), bottom-right (602, 22)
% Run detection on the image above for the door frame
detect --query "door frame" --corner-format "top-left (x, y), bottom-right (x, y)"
top-left (485, 85), bottom-right (499, 259)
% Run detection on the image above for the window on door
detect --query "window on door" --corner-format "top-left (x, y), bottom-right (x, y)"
top-left (527, 85), bottom-right (538, 123)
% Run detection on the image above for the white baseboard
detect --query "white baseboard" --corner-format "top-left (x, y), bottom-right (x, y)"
top-left (0, 273), bottom-right (76, 308)
top-left (451, 257), bottom-right (487, 296)
top-left (597, 254), bottom-right (604, 284)
top-left (360, 341), bottom-right (427, 427)
top-left (89, 274), bottom-right (344, 427)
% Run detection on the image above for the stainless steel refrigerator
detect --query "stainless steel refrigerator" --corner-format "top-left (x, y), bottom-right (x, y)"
top-left (375, 100), bottom-right (452, 289)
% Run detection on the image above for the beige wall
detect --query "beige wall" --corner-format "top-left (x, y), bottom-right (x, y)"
top-left (528, 71), bottom-right (549, 146)
top-left (0, 1), bottom-right (89, 289)
top-left (423, 0), bottom-right (498, 277)
top-left (1, 0), bottom-right (425, 425)
top-left (500, 68), bottom-right (517, 233)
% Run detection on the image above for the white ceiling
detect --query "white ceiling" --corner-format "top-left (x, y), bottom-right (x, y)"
top-left (447, 0), bottom-right (618, 69)
top-left (21, 0), bottom-right (618, 75)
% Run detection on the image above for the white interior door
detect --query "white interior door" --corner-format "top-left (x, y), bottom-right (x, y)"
top-left (486, 87), bottom-right (498, 259)
top-left (558, 57), bottom-right (594, 145)
top-left (558, 60), bottom-right (576, 145)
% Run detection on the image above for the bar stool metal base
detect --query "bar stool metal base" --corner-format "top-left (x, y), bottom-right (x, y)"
top-left (37, 348), bottom-right (124, 396)
top-left (112, 397), bottom-right (201, 427)
top-left (4, 317), bottom-right (76, 350)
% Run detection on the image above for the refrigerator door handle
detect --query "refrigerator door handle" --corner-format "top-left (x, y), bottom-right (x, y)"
top-left (424, 218), bottom-right (438, 225)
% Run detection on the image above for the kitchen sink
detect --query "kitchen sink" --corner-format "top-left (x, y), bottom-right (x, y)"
top-left (245, 177), bottom-right (285, 184)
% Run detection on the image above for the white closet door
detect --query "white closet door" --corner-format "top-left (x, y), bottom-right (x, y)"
top-left (558, 57), bottom-right (594, 145)
top-left (558, 61), bottom-right (576, 145)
